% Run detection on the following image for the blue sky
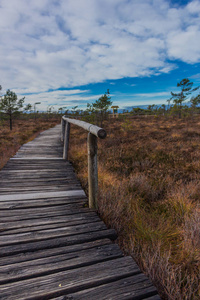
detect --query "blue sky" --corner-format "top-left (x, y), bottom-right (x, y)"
top-left (0, 0), bottom-right (200, 111)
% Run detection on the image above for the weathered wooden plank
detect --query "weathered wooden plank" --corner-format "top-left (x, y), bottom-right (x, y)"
top-left (0, 202), bottom-right (89, 219)
top-left (1, 165), bottom-right (73, 170)
top-left (0, 185), bottom-right (82, 194)
top-left (2, 165), bottom-right (71, 170)
top-left (16, 151), bottom-right (63, 155)
top-left (10, 157), bottom-right (64, 160)
top-left (0, 179), bottom-right (79, 186)
top-left (0, 170), bottom-right (75, 175)
top-left (20, 144), bottom-right (62, 146)
top-left (17, 149), bottom-right (62, 152)
top-left (0, 217), bottom-right (100, 235)
top-left (14, 154), bottom-right (63, 158)
top-left (4, 162), bottom-right (70, 166)
top-left (0, 229), bottom-right (117, 256)
top-left (8, 158), bottom-right (67, 161)
top-left (0, 239), bottom-right (112, 266)
top-left (0, 211), bottom-right (98, 231)
top-left (0, 174), bottom-right (77, 180)
top-left (13, 156), bottom-right (63, 159)
top-left (1, 168), bottom-right (74, 172)
top-left (0, 244), bottom-right (123, 284)
top-left (0, 197), bottom-right (86, 209)
top-left (53, 273), bottom-right (160, 300)
top-left (0, 216), bottom-right (100, 233)
top-left (0, 181), bottom-right (81, 188)
top-left (1, 167), bottom-right (71, 172)
top-left (1, 161), bottom-right (73, 168)
top-left (0, 171), bottom-right (76, 176)
top-left (0, 190), bottom-right (85, 201)
top-left (0, 257), bottom-right (140, 300)
top-left (0, 179), bottom-right (79, 185)
top-left (0, 207), bottom-right (91, 223)
top-left (0, 221), bottom-right (108, 246)
top-left (0, 222), bottom-right (80, 236)
top-left (0, 174), bottom-right (77, 181)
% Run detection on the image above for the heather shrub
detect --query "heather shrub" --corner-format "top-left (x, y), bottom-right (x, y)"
top-left (67, 116), bottom-right (200, 299)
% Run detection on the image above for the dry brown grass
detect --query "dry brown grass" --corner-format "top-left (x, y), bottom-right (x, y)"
top-left (69, 116), bottom-right (200, 300)
top-left (0, 118), bottom-right (60, 169)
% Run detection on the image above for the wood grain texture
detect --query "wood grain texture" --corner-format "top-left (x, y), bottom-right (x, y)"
top-left (0, 239), bottom-right (112, 266)
top-left (0, 124), bottom-right (160, 299)
top-left (0, 229), bottom-right (117, 257)
top-left (0, 244), bottom-right (123, 284)
top-left (0, 257), bottom-right (140, 300)
top-left (53, 273), bottom-right (158, 300)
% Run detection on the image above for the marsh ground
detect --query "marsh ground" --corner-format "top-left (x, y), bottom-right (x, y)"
top-left (69, 116), bottom-right (200, 300)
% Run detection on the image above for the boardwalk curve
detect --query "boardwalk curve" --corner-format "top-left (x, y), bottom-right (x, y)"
top-left (0, 125), bottom-right (160, 299)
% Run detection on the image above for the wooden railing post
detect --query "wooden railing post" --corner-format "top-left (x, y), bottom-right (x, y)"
top-left (87, 132), bottom-right (98, 209)
top-left (61, 116), bottom-right (106, 209)
top-left (61, 118), bottom-right (65, 142)
top-left (63, 121), bottom-right (70, 160)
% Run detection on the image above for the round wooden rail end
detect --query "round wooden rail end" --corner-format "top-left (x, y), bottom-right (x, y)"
top-left (97, 129), bottom-right (107, 139)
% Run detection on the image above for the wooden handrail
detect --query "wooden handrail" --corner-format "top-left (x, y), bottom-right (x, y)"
top-left (61, 116), bottom-right (107, 209)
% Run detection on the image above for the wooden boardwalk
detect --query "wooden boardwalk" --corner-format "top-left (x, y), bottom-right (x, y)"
top-left (0, 125), bottom-right (160, 299)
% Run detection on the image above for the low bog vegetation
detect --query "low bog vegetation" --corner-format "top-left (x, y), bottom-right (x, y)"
top-left (69, 116), bottom-right (200, 300)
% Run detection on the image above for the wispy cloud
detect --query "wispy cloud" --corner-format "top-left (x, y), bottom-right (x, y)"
top-left (190, 73), bottom-right (200, 80)
top-left (124, 83), bottom-right (137, 87)
top-left (134, 92), bottom-right (170, 98)
top-left (18, 89), bottom-right (101, 110)
top-left (0, 0), bottom-right (200, 108)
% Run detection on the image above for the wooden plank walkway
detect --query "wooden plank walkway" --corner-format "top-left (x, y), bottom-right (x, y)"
top-left (0, 125), bottom-right (161, 299)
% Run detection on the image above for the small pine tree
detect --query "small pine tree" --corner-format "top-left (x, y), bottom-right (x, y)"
top-left (0, 89), bottom-right (25, 130)
top-left (170, 78), bottom-right (199, 118)
top-left (88, 90), bottom-right (112, 126)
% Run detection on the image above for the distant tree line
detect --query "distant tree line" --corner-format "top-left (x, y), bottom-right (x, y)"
top-left (64, 78), bottom-right (200, 121)
top-left (127, 78), bottom-right (200, 118)
top-left (1, 78), bottom-right (199, 130)
top-left (0, 85), bottom-right (113, 130)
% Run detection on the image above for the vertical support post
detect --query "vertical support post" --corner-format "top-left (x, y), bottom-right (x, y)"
top-left (63, 121), bottom-right (70, 160)
top-left (87, 132), bottom-right (98, 209)
top-left (61, 118), bottom-right (65, 142)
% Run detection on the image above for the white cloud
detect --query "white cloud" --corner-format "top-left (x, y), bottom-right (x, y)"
top-left (167, 26), bottom-right (200, 63)
top-left (15, 89), bottom-right (101, 111)
top-left (124, 83), bottom-right (136, 87)
top-left (187, 0), bottom-right (200, 14)
top-left (0, 0), bottom-right (200, 108)
top-left (134, 92), bottom-right (170, 98)
top-left (190, 73), bottom-right (200, 79)
top-left (112, 90), bottom-right (171, 107)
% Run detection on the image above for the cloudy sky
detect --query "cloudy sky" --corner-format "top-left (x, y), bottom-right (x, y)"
top-left (0, 0), bottom-right (200, 111)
